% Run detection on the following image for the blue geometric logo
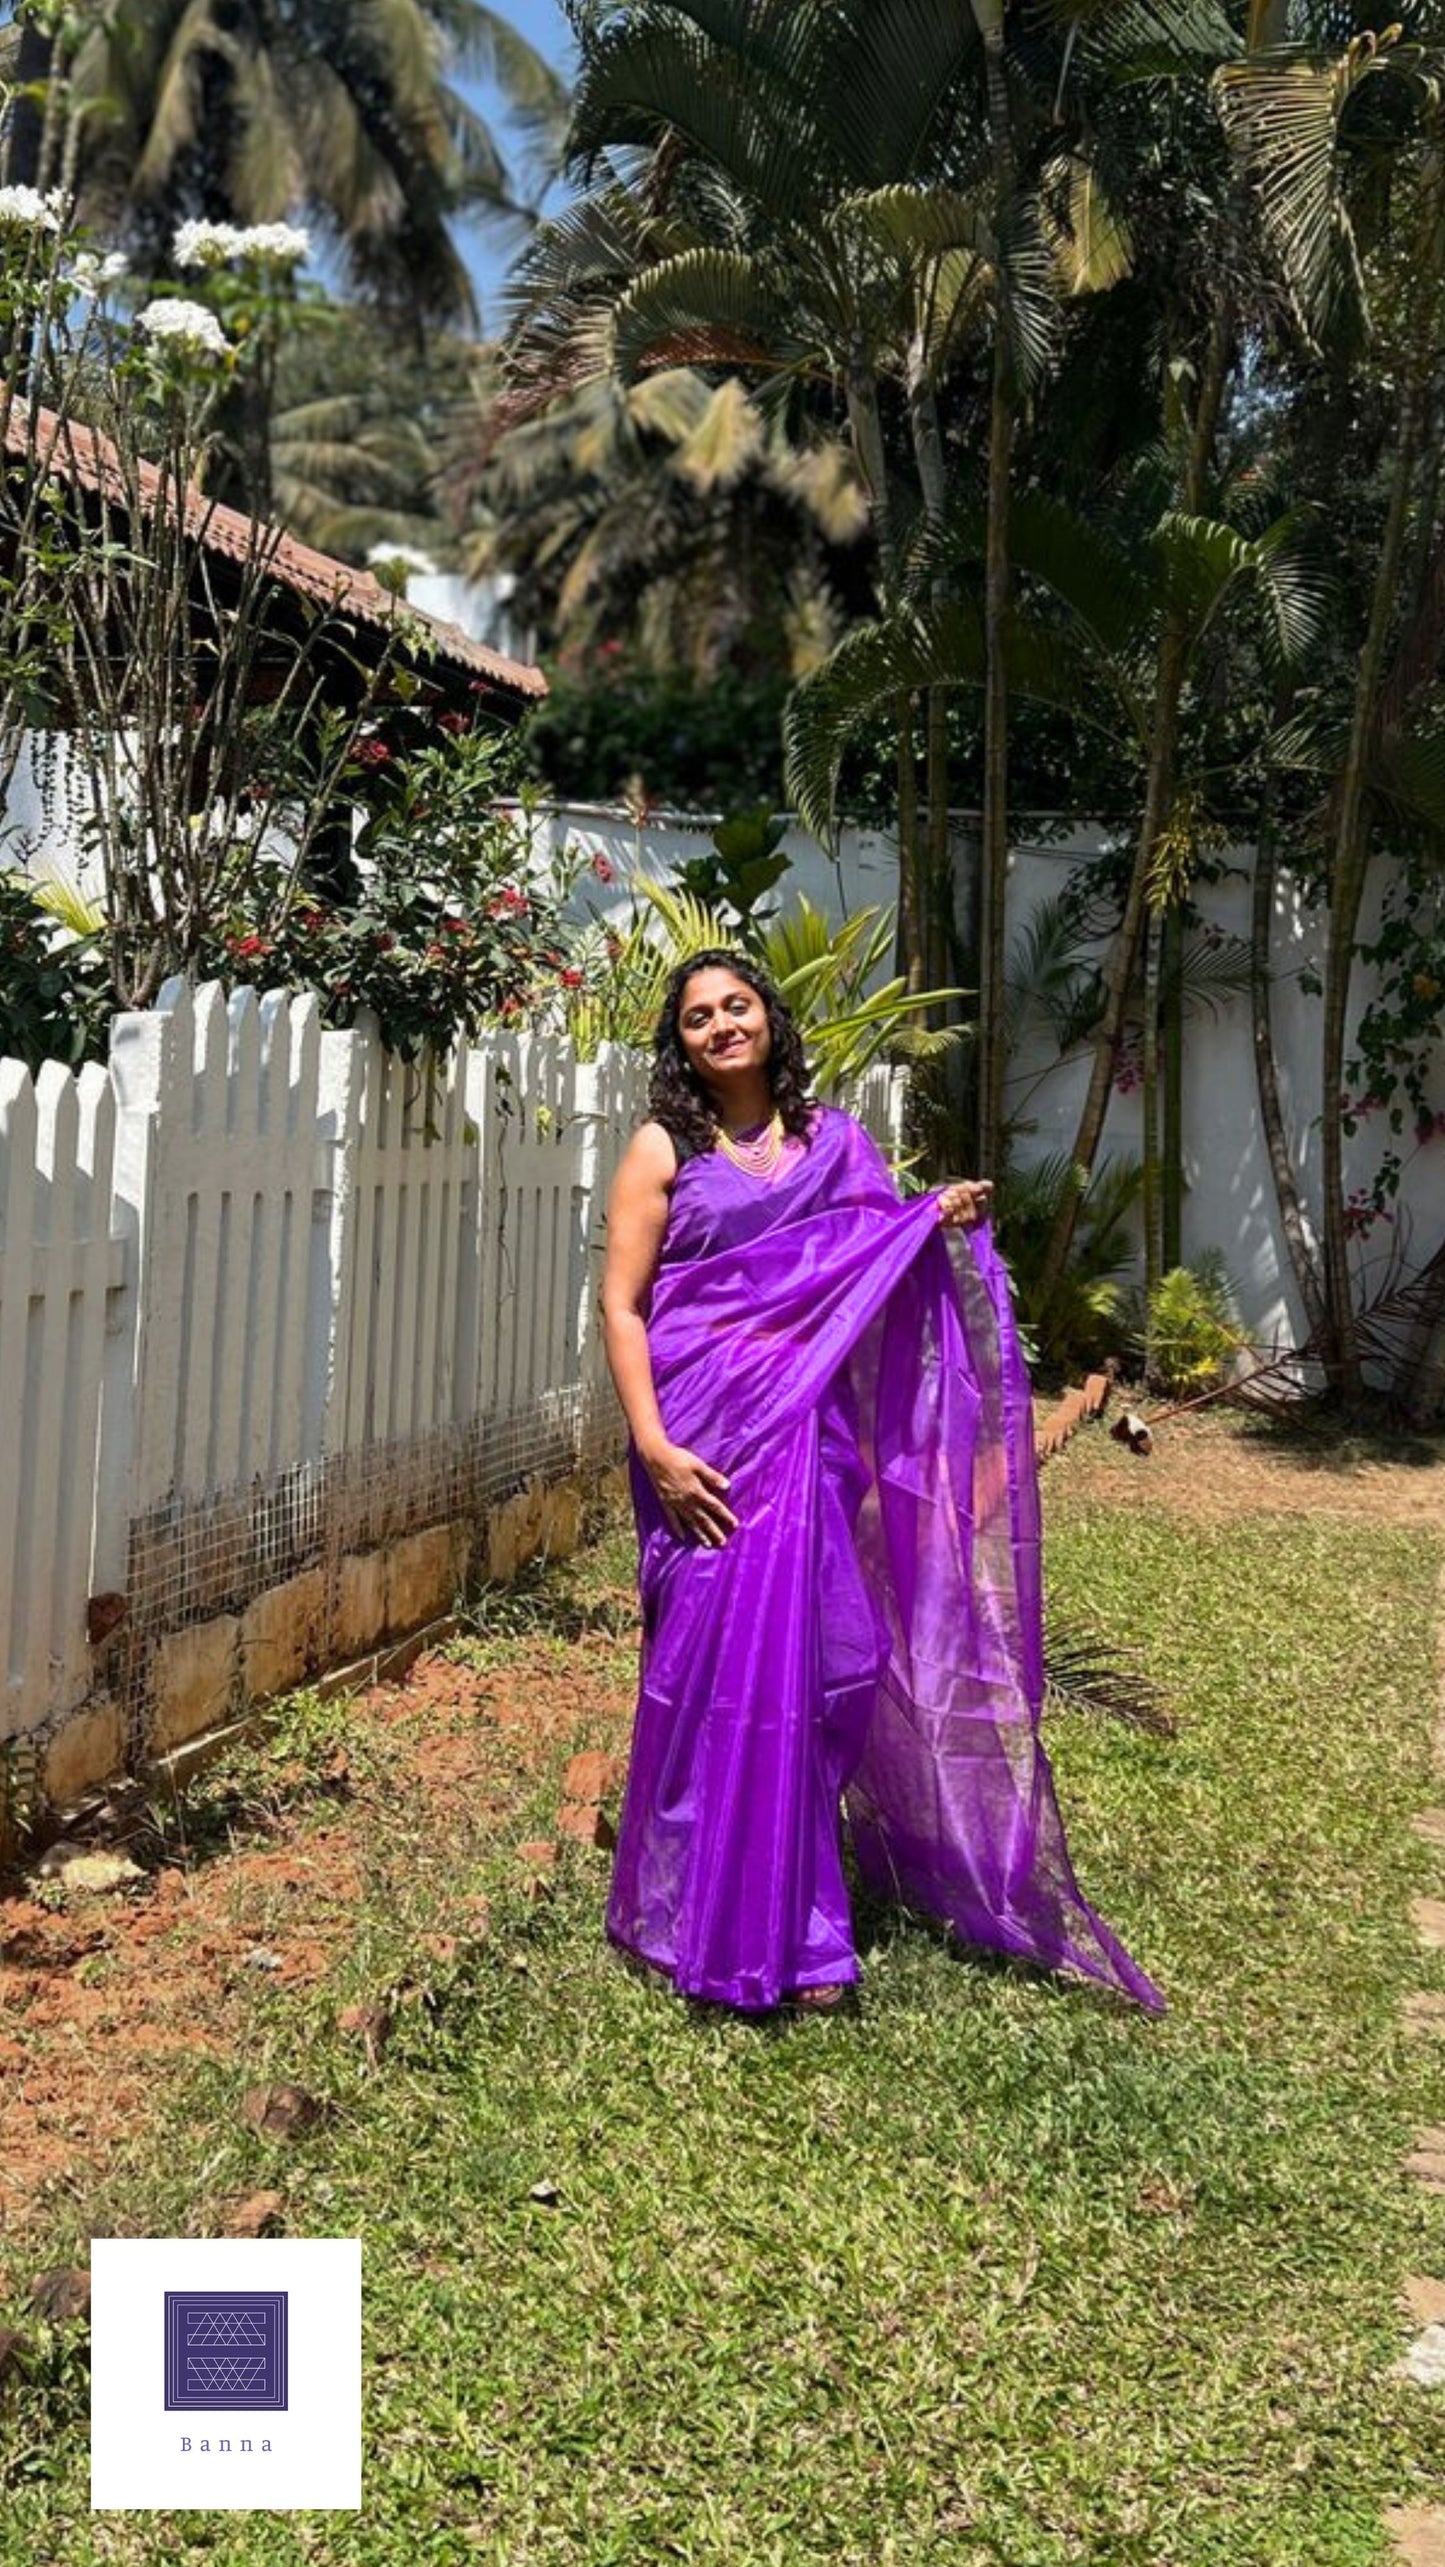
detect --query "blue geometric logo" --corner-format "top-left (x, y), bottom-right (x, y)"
top-left (163, 2292), bottom-right (289, 2411)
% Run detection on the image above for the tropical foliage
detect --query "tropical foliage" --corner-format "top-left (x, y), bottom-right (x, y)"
top-left (561, 869), bottom-right (962, 1102)
top-left (477, 0), bottom-right (1445, 1419)
top-left (0, 0), bottom-right (568, 323)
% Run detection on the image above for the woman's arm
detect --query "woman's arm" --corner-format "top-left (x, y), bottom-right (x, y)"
top-left (600, 1124), bottom-right (739, 1547)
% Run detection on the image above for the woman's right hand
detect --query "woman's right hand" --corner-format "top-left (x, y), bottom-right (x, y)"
top-left (640, 1438), bottom-right (739, 1547)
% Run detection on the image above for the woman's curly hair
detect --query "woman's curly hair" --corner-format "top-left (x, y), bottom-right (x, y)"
top-left (649, 948), bottom-right (816, 1156)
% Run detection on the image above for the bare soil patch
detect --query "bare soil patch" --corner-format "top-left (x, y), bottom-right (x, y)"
top-left (0, 1625), bottom-right (635, 2277)
top-left (1046, 1400), bottom-right (1445, 1531)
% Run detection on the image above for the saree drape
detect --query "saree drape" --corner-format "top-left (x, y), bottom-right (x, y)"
top-left (605, 1104), bottom-right (1163, 2016)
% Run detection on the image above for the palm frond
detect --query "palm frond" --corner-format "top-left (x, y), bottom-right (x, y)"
top-left (1213, 37), bottom-right (1406, 346)
top-left (610, 245), bottom-right (810, 377)
top-left (1043, 1617), bottom-right (1176, 1735)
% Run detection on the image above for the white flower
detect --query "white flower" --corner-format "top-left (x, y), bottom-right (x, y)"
top-left (174, 216), bottom-right (311, 269)
top-left (173, 218), bottom-right (245, 270)
top-left (0, 184), bottom-right (64, 234)
top-left (236, 220), bottom-right (310, 267)
top-left (69, 249), bottom-right (130, 300)
top-left (137, 296), bottom-right (232, 357)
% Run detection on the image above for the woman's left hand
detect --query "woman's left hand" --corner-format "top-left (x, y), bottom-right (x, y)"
top-left (937, 1178), bottom-right (994, 1230)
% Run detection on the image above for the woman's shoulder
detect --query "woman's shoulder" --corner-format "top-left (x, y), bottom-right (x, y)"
top-left (629, 1116), bottom-right (680, 1156)
top-left (627, 1117), bottom-right (721, 1176)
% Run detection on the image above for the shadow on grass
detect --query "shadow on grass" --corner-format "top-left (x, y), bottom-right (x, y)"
top-left (1227, 1397), bottom-right (1445, 1478)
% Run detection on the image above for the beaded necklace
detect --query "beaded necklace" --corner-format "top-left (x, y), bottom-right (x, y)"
top-left (714, 1109), bottom-right (786, 1176)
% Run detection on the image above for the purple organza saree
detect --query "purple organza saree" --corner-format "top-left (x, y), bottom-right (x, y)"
top-left (605, 1104), bottom-right (1163, 2015)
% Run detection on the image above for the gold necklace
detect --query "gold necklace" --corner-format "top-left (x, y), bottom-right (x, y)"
top-left (714, 1109), bottom-right (785, 1175)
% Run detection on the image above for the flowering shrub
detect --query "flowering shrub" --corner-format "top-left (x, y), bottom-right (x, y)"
top-left (198, 724), bottom-right (586, 1059)
top-left (0, 178), bottom-right (505, 1047)
top-left (136, 297), bottom-right (232, 357)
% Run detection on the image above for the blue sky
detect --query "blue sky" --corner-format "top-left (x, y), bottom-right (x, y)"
top-left (458, 0), bottom-right (577, 334)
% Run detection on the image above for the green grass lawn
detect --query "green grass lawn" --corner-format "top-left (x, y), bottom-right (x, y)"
top-left (4, 1469), bottom-right (1444, 2565)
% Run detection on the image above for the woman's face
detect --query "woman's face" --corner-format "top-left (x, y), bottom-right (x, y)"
top-left (675, 968), bottom-right (772, 1097)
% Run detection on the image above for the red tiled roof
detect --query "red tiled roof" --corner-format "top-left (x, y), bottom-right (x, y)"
top-left (2, 397), bottom-right (546, 705)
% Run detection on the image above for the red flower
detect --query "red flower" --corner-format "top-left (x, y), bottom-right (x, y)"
top-left (487, 884), bottom-right (528, 917)
top-left (590, 852), bottom-right (616, 884)
top-left (559, 966), bottom-right (583, 990)
top-left (437, 710), bottom-right (468, 736)
top-left (227, 931), bottom-right (269, 959)
top-left (348, 736), bottom-right (392, 768)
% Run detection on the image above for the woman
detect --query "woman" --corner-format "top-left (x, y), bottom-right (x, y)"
top-left (600, 948), bottom-right (1162, 2017)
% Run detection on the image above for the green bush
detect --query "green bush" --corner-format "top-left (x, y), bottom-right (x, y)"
top-left (0, 872), bottom-right (112, 1074)
top-left (521, 651), bottom-right (790, 811)
top-left (202, 723), bottom-right (583, 1059)
top-left (1138, 1255), bottom-right (1250, 1398)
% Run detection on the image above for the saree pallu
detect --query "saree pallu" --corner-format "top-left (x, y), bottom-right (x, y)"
top-left (605, 1104), bottom-right (1163, 2016)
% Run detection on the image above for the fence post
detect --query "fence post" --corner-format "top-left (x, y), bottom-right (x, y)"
top-left (94, 992), bottom-right (181, 1588)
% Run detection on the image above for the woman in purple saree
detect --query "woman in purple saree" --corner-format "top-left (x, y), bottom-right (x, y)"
top-left (600, 950), bottom-right (1162, 2018)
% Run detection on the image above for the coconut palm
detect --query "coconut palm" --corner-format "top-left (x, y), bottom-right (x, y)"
top-left (268, 301), bottom-right (470, 559)
top-left (446, 346), bottom-right (873, 679)
top-left (2, 0), bottom-right (570, 325)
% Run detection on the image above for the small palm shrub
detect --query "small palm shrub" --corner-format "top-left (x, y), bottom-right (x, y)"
top-left (1137, 1254), bottom-right (1250, 1398)
top-left (561, 872), bottom-right (961, 1100)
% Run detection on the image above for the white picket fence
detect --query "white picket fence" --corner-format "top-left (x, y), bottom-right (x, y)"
top-left (0, 980), bottom-right (907, 1763)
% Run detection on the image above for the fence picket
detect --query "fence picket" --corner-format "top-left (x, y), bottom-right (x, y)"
top-left (0, 987), bottom-right (901, 1760)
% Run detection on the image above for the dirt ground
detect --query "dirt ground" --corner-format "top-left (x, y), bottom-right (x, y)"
top-left (1044, 1396), bottom-right (1445, 1531)
top-left (1, 1405), bottom-right (1440, 2286)
top-left (0, 1636), bottom-right (637, 2286)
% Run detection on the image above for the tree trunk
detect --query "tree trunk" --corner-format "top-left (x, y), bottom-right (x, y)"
top-left (907, 366), bottom-right (953, 1007)
top-left (977, 344), bottom-right (1013, 1181)
top-left (1245, 0), bottom-right (1291, 44)
top-left (1141, 903), bottom-right (1164, 1293)
top-left (1249, 797), bottom-right (1330, 1348)
top-left (1319, 372), bottom-right (1429, 1400)
top-left (3, 20), bottom-right (52, 189)
top-left (970, 0), bottom-right (1015, 1184)
top-left (1037, 302), bottom-right (1233, 1311)
top-left (1161, 903), bottom-right (1184, 1271)
top-left (895, 698), bottom-right (923, 990)
top-left (847, 352), bottom-right (925, 991)
top-left (924, 684), bottom-right (951, 990)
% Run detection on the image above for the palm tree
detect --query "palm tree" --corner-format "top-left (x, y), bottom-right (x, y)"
top-left (508, 0), bottom-right (993, 995)
top-left (445, 348), bottom-right (873, 679)
top-left (532, 0), bottom-right (1245, 1176)
top-left (3, 0), bottom-right (569, 326)
top-left (269, 300), bottom-right (469, 559)
top-left (784, 483), bottom-right (1326, 1319)
top-left (1218, 13), bottom-right (1445, 1401)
